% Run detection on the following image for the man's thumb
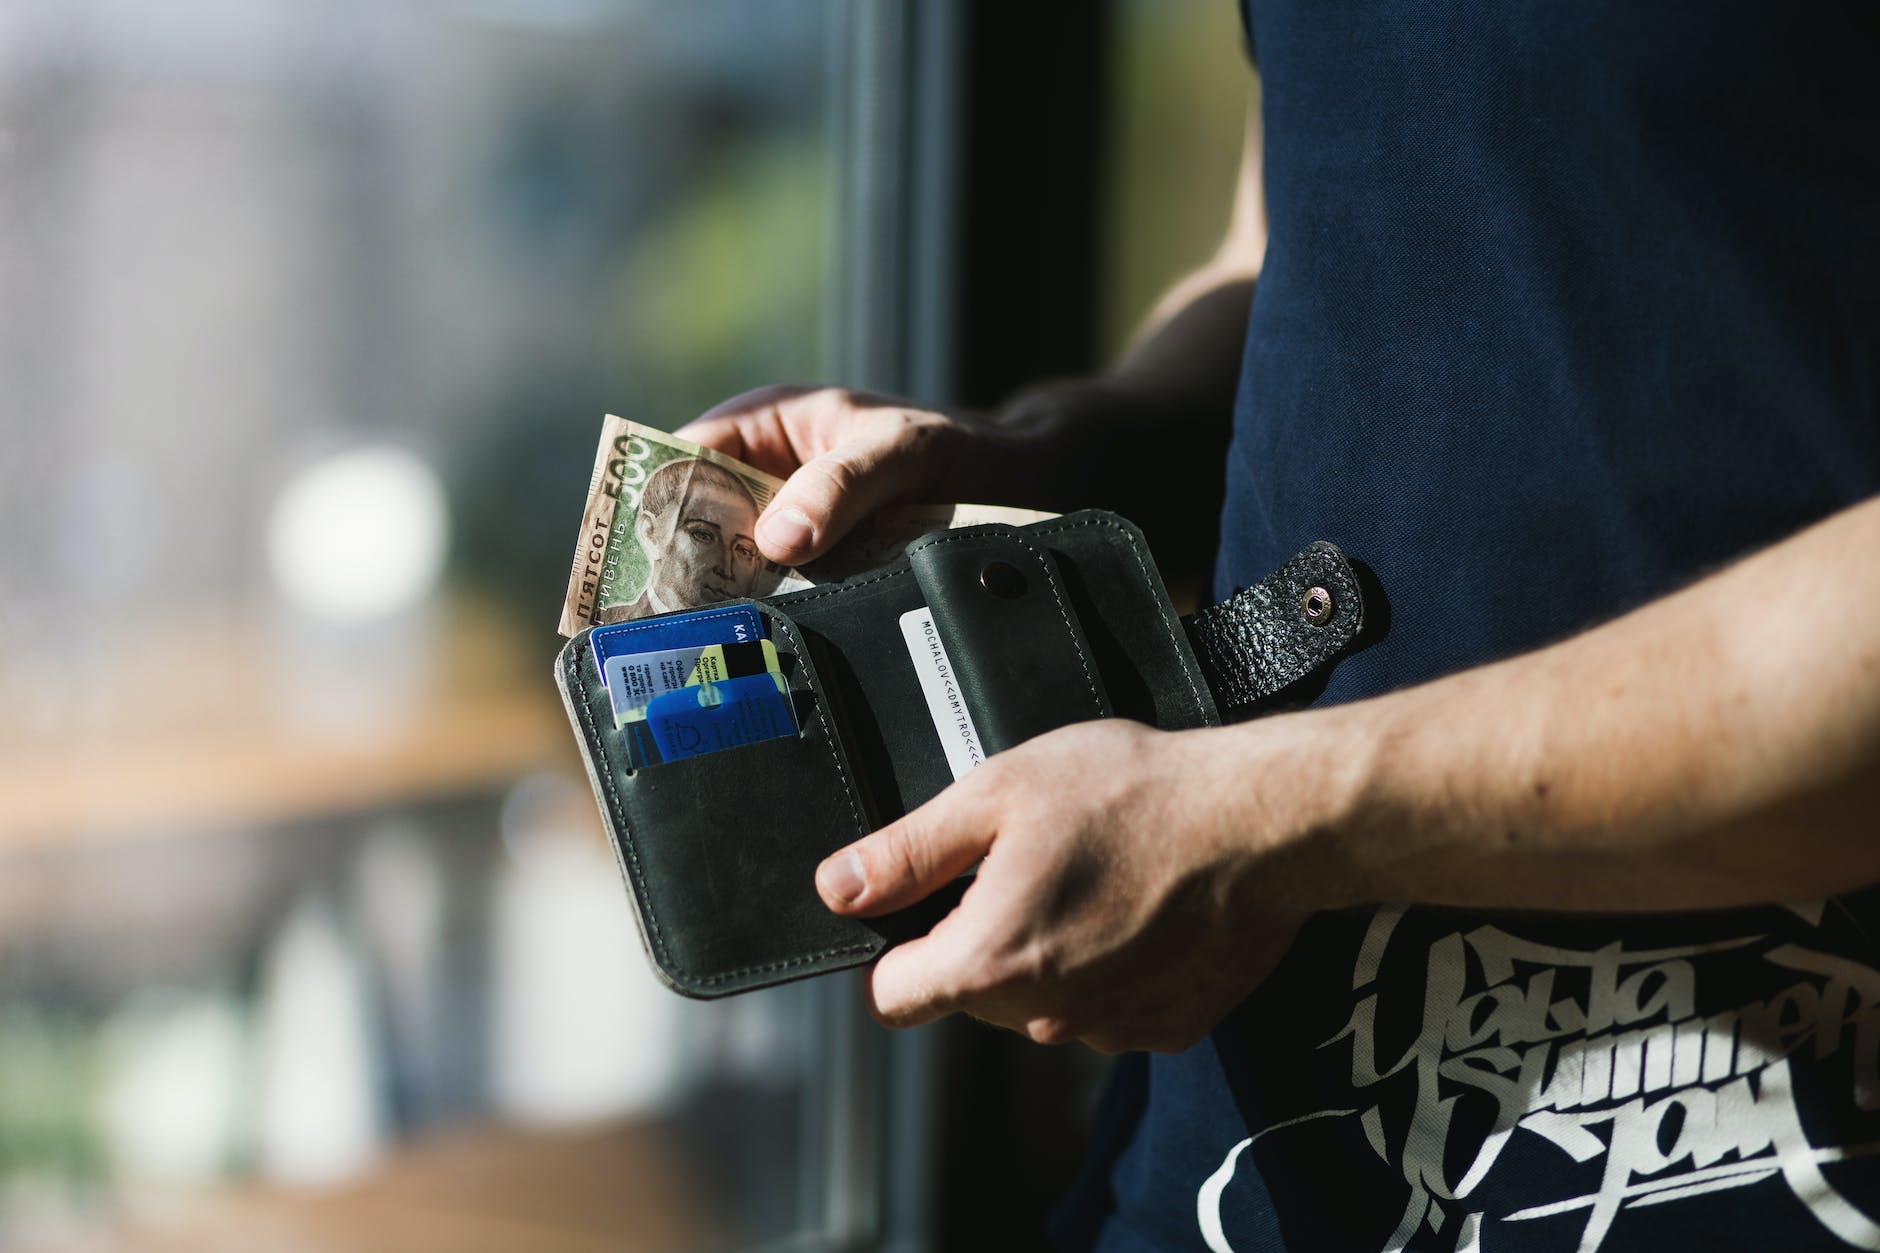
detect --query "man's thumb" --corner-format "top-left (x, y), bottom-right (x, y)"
top-left (758, 429), bottom-right (931, 565)
top-left (815, 797), bottom-right (992, 917)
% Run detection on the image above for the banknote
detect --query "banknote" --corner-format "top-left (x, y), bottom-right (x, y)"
top-left (558, 416), bottom-right (807, 636)
top-left (558, 415), bottom-right (1057, 636)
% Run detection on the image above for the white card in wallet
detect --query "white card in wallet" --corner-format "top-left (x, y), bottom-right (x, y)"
top-left (898, 605), bottom-right (986, 779)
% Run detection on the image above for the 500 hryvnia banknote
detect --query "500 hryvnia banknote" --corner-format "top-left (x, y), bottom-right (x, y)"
top-left (558, 415), bottom-right (1055, 636)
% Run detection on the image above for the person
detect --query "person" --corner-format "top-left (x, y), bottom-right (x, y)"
top-left (679, 4), bottom-right (1880, 1249)
top-left (617, 456), bottom-right (765, 618)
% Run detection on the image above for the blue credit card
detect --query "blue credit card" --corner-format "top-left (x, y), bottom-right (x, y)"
top-left (605, 639), bottom-right (781, 727)
top-left (644, 671), bottom-right (797, 763)
top-left (622, 717), bottom-right (666, 770)
top-left (589, 603), bottom-right (766, 683)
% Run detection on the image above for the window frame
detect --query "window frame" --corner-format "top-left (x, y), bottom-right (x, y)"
top-left (808, 4), bottom-right (1111, 1249)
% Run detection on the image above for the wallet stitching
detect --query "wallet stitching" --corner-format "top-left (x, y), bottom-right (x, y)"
top-left (764, 611), bottom-right (868, 843)
top-left (579, 624), bottom-right (880, 989)
top-left (696, 944), bottom-right (880, 986)
top-left (572, 653), bottom-right (670, 966)
top-left (1015, 530), bottom-right (1103, 716)
top-left (1021, 515), bottom-right (1212, 722)
top-left (907, 530), bottom-right (1105, 719)
top-left (585, 604), bottom-right (765, 662)
top-left (777, 563), bottom-right (911, 605)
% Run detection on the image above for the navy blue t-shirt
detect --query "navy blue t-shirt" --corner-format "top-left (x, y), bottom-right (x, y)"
top-left (1059, 4), bottom-right (1880, 1251)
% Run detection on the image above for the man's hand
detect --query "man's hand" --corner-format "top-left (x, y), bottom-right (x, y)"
top-left (809, 498), bottom-right (1880, 1052)
top-left (813, 718), bottom-right (1346, 1054)
top-left (674, 89), bottom-right (1265, 572)
top-left (675, 385), bottom-right (985, 567)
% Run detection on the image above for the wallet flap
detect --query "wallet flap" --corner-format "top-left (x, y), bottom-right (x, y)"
top-left (1020, 512), bottom-right (1219, 734)
top-left (907, 524), bottom-right (1111, 755)
top-left (1181, 540), bottom-right (1366, 718)
top-left (768, 509), bottom-right (1218, 828)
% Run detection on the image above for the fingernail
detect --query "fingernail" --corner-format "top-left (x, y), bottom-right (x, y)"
top-left (817, 851), bottom-right (866, 906)
top-left (760, 507), bottom-right (814, 554)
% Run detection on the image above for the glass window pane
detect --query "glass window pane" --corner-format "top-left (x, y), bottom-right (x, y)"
top-left (0, 0), bottom-right (837, 1246)
top-left (1099, 0), bottom-right (1250, 358)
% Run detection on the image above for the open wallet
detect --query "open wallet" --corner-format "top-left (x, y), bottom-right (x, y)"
top-left (554, 508), bottom-right (1369, 998)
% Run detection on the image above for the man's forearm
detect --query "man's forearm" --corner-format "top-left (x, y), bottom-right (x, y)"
top-left (964, 95), bottom-right (1268, 562)
top-left (973, 273), bottom-right (1255, 571)
top-left (1274, 496), bottom-right (1880, 913)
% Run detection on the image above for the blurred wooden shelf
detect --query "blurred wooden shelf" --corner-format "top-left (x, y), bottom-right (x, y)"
top-left (0, 601), bottom-right (578, 848)
top-left (27, 1121), bottom-right (733, 1253)
top-left (0, 686), bottom-right (573, 848)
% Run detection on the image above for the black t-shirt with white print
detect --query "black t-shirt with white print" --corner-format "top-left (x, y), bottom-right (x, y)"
top-left (1056, 3), bottom-right (1880, 1250)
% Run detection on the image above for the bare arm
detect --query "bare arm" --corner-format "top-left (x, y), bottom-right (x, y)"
top-left (980, 95), bottom-right (1268, 562)
top-left (814, 496), bottom-right (1880, 1051)
top-left (679, 92), bottom-right (1268, 569)
top-left (1315, 494), bottom-right (1880, 913)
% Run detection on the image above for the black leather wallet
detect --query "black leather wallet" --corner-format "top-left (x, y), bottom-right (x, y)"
top-left (555, 509), bottom-right (1366, 998)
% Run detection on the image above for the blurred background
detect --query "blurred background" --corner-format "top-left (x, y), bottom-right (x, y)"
top-left (0, 1), bottom-right (1246, 1248)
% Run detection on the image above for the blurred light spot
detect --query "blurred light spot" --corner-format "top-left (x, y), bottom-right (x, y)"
top-left (354, 822), bottom-right (444, 985)
top-left (256, 895), bottom-right (383, 1185)
top-left (352, 823), bottom-right (451, 1118)
top-left (96, 991), bottom-right (245, 1186)
top-left (267, 446), bottom-right (447, 622)
top-left (59, 457), bottom-right (154, 600)
top-left (491, 770), bottom-right (690, 1123)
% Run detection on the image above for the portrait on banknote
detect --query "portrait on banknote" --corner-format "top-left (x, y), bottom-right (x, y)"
top-left (559, 416), bottom-right (797, 633)
top-left (606, 455), bottom-right (770, 620)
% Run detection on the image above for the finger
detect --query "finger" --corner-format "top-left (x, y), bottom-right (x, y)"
top-left (668, 412), bottom-right (753, 463)
top-left (863, 925), bottom-right (976, 1029)
top-left (815, 783), bottom-right (997, 917)
top-left (678, 387), bottom-right (956, 562)
top-left (757, 413), bottom-right (950, 564)
top-left (1020, 1016), bottom-right (1080, 1047)
top-left (673, 385), bottom-right (826, 479)
top-left (867, 915), bottom-right (1077, 1034)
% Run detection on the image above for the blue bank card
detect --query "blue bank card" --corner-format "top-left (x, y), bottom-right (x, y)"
top-left (621, 717), bottom-right (666, 770)
top-left (589, 604), bottom-right (766, 684)
top-left (644, 672), bottom-right (796, 763)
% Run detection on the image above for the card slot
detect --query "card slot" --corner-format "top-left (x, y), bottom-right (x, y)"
top-left (1016, 513), bottom-right (1219, 730)
top-left (619, 659), bottom-right (803, 770)
top-left (905, 525), bottom-right (1111, 757)
top-left (601, 729), bottom-right (883, 994)
top-left (560, 600), bottom-right (896, 997)
top-left (766, 569), bottom-right (956, 825)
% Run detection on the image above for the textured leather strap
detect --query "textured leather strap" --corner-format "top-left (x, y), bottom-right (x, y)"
top-left (1180, 541), bottom-right (1365, 721)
